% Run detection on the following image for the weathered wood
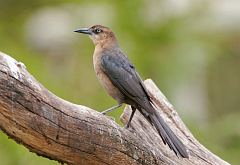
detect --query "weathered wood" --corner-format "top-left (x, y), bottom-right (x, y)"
top-left (0, 51), bottom-right (229, 165)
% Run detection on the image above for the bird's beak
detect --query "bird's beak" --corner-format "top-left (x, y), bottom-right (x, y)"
top-left (74, 28), bottom-right (92, 35)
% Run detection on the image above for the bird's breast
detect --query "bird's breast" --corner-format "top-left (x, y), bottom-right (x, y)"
top-left (93, 52), bottom-right (124, 103)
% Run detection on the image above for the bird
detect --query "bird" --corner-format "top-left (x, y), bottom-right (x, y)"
top-left (74, 25), bottom-right (188, 158)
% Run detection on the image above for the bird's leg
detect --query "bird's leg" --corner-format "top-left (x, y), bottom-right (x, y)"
top-left (101, 103), bottom-right (123, 115)
top-left (125, 106), bottom-right (136, 129)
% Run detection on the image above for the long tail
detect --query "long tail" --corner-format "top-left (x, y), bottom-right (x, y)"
top-left (148, 111), bottom-right (188, 158)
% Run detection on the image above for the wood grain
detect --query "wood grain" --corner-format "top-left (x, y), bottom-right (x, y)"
top-left (0, 51), bottom-right (229, 165)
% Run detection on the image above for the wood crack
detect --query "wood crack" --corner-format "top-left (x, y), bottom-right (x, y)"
top-left (0, 52), bottom-right (230, 165)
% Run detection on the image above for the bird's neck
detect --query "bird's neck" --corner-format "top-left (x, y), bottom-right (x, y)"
top-left (95, 39), bottom-right (119, 51)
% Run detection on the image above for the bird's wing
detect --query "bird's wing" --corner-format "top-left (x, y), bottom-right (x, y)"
top-left (101, 53), bottom-right (189, 158)
top-left (101, 53), bottom-right (152, 107)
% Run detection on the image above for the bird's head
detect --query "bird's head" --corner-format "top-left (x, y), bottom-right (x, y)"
top-left (74, 25), bottom-right (117, 46)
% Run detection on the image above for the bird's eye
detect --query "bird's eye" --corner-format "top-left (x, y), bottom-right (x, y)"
top-left (95, 28), bottom-right (102, 34)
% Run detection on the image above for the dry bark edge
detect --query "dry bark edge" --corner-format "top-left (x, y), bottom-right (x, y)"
top-left (0, 51), bottom-right (229, 165)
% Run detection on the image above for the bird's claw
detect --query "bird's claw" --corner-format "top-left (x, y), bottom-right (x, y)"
top-left (124, 124), bottom-right (130, 129)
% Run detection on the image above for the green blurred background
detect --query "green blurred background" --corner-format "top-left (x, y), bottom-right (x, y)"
top-left (0, 0), bottom-right (240, 164)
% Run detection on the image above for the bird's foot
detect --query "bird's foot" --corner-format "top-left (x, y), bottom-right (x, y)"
top-left (100, 103), bottom-right (123, 115)
top-left (124, 123), bottom-right (130, 129)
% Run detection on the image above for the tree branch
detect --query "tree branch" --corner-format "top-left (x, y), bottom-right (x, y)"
top-left (0, 51), bottom-right (229, 165)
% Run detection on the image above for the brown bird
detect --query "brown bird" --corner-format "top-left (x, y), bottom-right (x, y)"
top-left (74, 25), bottom-right (188, 158)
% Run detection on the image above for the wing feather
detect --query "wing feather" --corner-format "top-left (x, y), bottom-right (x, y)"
top-left (101, 54), bottom-right (152, 106)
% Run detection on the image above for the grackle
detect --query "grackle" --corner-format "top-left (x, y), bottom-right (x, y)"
top-left (74, 25), bottom-right (188, 158)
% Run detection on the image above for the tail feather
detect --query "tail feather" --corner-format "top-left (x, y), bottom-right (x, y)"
top-left (149, 112), bottom-right (189, 158)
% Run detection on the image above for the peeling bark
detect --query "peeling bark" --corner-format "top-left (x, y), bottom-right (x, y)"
top-left (0, 51), bottom-right (229, 165)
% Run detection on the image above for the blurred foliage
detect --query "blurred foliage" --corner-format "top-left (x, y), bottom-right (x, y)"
top-left (0, 0), bottom-right (240, 164)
